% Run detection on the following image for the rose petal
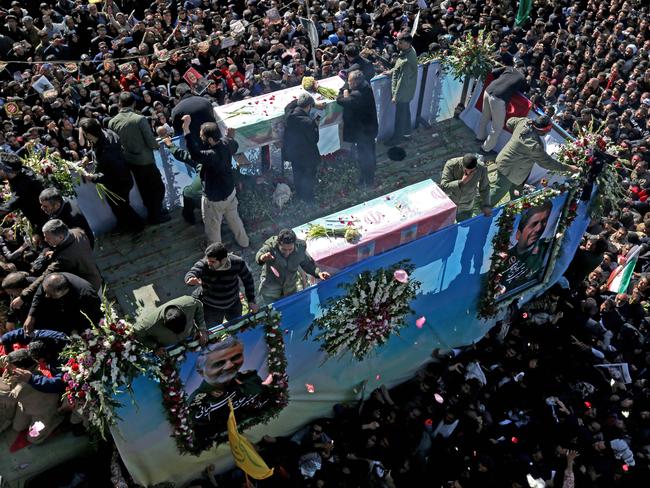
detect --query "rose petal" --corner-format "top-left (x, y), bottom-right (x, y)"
top-left (434, 393), bottom-right (444, 404)
top-left (270, 265), bottom-right (280, 278)
top-left (416, 316), bottom-right (426, 329)
top-left (29, 421), bottom-right (45, 437)
top-left (393, 269), bottom-right (409, 283)
top-left (305, 383), bottom-right (315, 393)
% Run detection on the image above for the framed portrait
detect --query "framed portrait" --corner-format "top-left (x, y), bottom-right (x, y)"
top-left (495, 196), bottom-right (564, 301)
top-left (164, 309), bottom-right (288, 453)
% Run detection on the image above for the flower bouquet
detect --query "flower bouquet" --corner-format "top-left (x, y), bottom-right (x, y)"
top-left (306, 223), bottom-right (362, 243)
top-left (21, 147), bottom-right (80, 197)
top-left (441, 29), bottom-right (496, 114)
top-left (301, 76), bottom-right (338, 100)
top-left (442, 29), bottom-right (496, 82)
top-left (305, 261), bottom-right (421, 361)
top-left (553, 124), bottom-right (625, 217)
top-left (60, 298), bottom-right (161, 439)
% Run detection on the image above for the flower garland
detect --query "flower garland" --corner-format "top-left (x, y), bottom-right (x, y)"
top-left (159, 307), bottom-right (289, 455)
top-left (478, 187), bottom-right (579, 319)
top-left (305, 261), bottom-right (421, 361)
top-left (60, 305), bottom-right (162, 439)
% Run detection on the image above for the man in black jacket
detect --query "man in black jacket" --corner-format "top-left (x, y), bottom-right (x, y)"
top-left (345, 43), bottom-right (375, 83)
top-left (24, 272), bottom-right (102, 336)
top-left (164, 115), bottom-right (249, 248)
top-left (477, 53), bottom-right (526, 153)
top-left (79, 118), bottom-right (144, 232)
top-left (38, 187), bottom-right (94, 248)
top-left (283, 94), bottom-right (321, 202)
top-left (170, 83), bottom-right (219, 144)
top-left (337, 70), bottom-right (379, 187)
top-left (0, 152), bottom-right (47, 234)
top-left (185, 242), bottom-right (258, 325)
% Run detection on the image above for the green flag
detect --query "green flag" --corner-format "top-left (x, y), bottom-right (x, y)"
top-left (515, 0), bottom-right (532, 27)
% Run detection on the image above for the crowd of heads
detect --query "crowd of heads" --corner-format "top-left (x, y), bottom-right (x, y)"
top-left (0, 1), bottom-right (646, 166)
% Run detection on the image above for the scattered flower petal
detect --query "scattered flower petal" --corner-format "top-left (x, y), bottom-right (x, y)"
top-left (393, 269), bottom-right (409, 283)
top-left (305, 383), bottom-right (315, 393)
top-left (415, 316), bottom-right (426, 328)
top-left (28, 421), bottom-right (45, 438)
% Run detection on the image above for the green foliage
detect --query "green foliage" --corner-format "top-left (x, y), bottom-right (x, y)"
top-left (441, 30), bottom-right (497, 81)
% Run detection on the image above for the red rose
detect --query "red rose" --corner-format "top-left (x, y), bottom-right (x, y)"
top-left (71, 363), bottom-right (79, 371)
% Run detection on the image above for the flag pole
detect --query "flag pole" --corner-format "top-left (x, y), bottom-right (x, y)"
top-left (304, 0), bottom-right (318, 68)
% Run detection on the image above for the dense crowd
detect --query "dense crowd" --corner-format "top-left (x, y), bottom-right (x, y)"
top-left (0, 0), bottom-right (647, 163)
top-left (0, 0), bottom-right (649, 487)
top-left (195, 277), bottom-right (650, 488)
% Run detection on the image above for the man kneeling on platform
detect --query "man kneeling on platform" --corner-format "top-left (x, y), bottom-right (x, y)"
top-left (134, 296), bottom-right (209, 350)
top-left (440, 153), bottom-right (492, 221)
top-left (0, 349), bottom-right (64, 444)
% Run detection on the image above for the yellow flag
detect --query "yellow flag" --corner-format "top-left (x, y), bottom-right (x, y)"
top-left (227, 400), bottom-right (274, 480)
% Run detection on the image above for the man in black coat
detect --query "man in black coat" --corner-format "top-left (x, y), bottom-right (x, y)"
top-left (164, 116), bottom-right (249, 248)
top-left (79, 118), bottom-right (144, 232)
top-left (170, 83), bottom-right (219, 144)
top-left (0, 152), bottom-right (47, 234)
top-left (337, 70), bottom-right (379, 187)
top-left (345, 44), bottom-right (375, 83)
top-left (283, 94), bottom-right (321, 201)
top-left (25, 272), bottom-right (103, 336)
top-left (38, 187), bottom-right (95, 248)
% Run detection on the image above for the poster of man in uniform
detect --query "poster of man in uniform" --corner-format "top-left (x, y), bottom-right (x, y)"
top-left (177, 322), bottom-right (286, 452)
top-left (496, 197), bottom-right (563, 300)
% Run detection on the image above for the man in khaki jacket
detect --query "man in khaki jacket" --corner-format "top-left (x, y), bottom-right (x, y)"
top-left (490, 115), bottom-right (579, 205)
top-left (441, 154), bottom-right (492, 221)
top-left (134, 295), bottom-right (208, 349)
top-left (255, 229), bottom-right (330, 304)
top-left (384, 32), bottom-right (418, 146)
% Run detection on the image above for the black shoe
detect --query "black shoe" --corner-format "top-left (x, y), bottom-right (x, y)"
top-left (383, 138), bottom-right (404, 147)
top-left (182, 208), bottom-right (196, 224)
top-left (148, 213), bottom-right (171, 224)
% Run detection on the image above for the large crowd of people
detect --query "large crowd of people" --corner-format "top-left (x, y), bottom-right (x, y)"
top-left (0, 0), bottom-right (649, 486)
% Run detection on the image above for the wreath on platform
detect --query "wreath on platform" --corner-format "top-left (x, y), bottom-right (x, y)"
top-left (159, 307), bottom-right (289, 455)
top-left (305, 261), bottom-right (421, 361)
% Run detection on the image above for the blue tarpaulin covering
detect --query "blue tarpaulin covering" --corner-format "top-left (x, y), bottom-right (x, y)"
top-left (111, 191), bottom-right (591, 486)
